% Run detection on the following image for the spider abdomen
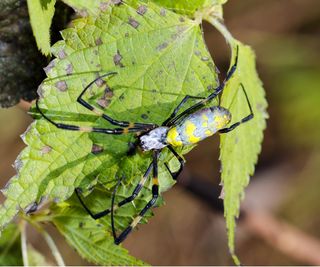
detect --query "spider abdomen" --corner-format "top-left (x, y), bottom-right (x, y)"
top-left (166, 107), bottom-right (231, 147)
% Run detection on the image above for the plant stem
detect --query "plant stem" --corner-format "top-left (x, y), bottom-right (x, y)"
top-left (19, 220), bottom-right (29, 266)
top-left (41, 230), bottom-right (65, 266)
top-left (21, 214), bottom-right (65, 266)
top-left (205, 15), bottom-right (234, 45)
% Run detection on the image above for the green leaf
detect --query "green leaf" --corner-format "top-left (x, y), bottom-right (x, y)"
top-left (151, 0), bottom-right (227, 16)
top-left (221, 43), bottom-right (267, 264)
top-left (204, 20), bottom-right (267, 263)
top-left (0, 223), bottom-right (23, 266)
top-left (61, 0), bottom-right (227, 17)
top-left (50, 194), bottom-right (147, 265)
top-left (27, 0), bottom-right (56, 55)
top-left (61, 0), bottom-right (107, 16)
top-left (1, 0), bottom-right (218, 263)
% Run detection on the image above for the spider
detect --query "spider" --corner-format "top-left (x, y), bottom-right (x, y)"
top-left (36, 45), bottom-right (253, 245)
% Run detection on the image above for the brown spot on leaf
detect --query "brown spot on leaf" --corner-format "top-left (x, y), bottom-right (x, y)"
top-left (128, 17), bottom-right (140, 28)
top-left (104, 85), bottom-right (114, 98)
top-left (176, 25), bottom-right (187, 34)
top-left (43, 61), bottom-right (55, 74)
top-left (41, 145), bottom-right (52, 155)
top-left (55, 81), bottom-right (68, 92)
top-left (111, 0), bottom-right (123, 5)
top-left (57, 49), bottom-right (67, 59)
top-left (97, 85), bottom-right (113, 108)
top-left (97, 99), bottom-right (111, 109)
top-left (99, 2), bottom-right (110, 11)
top-left (91, 144), bottom-right (104, 155)
top-left (14, 158), bottom-right (23, 173)
top-left (160, 8), bottom-right (166, 16)
top-left (95, 38), bottom-right (103, 45)
top-left (179, 17), bottom-right (185, 22)
top-left (66, 64), bottom-right (73, 75)
top-left (156, 42), bottom-right (168, 51)
top-left (78, 9), bottom-right (88, 17)
top-left (141, 113), bottom-right (148, 120)
top-left (113, 50), bottom-right (124, 67)
top-left (137, 5), bottom-right (147, 15)
top-left (201, 56), bottom-right (209, 61)
top-left (171, 32), bottom-right (179, 40)
top-left (37, 84), bottom-right (44, 98)
top-left (95, 78), bottom-right (106, 87)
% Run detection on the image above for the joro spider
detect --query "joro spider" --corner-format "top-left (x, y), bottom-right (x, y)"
top-left (36, 45), bottom-right (253, 245)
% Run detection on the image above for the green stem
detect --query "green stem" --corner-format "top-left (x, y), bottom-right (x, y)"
top-left (41, 230), bottom-right (65, 266)
top-left (19, 220), bottom-right (29, 266)
top-left (21, 215), bottom-right (65, 266)
top-left (205, 15), bottom-right (234, 44)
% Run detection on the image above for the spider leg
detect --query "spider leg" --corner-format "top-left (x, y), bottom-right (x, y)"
top-left (36, 99), bottom-right (147, 134)
top-left (162, 95), bottom-right (206, 126)
top-left (75, 161), bottom-right (153, 220)
top-left (218, 83), bottom-right (254, 134)
top-left (114, 150), bottom-right (160, 245)
top-left (111, 175), bottom-right (124, 240)
top-left (167, 45), bottom-right (239, 127)
top-left (164, 145), bottom-right (185, 180)
top-left (77, 72), bottom-right (156, 129)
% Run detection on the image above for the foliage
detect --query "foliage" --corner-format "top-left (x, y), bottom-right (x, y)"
top-left (51, 196), bottom-right (146, 265)
top-left (219, 42), bottom-right (267, 263)
top-left (0, 224), bottom-right (23, 266)
top-left (151, 0), bottom-right (227, 16)
top-left (27, 0), bottom-right (56, 55)
top-left (0, 0), bottom-right (267, 265)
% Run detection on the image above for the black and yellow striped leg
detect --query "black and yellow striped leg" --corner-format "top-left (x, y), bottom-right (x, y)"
top-left (36, 100), bottom-right (145, 135)
top-left (164, 145), bottom-right (185, 180)
top-left (114, 150), bottom-right (160, 245)
top-left (218, 83), bottom-right (254, 134)
top-left (75, 161), bottom-right (153, 220)
top-left (167, 45), bottom-right (239, 127)
top-left (77, 72), bottom-right (156, 129)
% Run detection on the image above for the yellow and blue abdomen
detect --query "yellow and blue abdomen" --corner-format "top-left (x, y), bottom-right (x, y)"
top-left (166, 107), bottom-right (231, 147)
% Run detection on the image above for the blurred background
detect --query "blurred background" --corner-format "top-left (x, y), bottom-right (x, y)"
top-left (1, 0), bottom-right (320, 265)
